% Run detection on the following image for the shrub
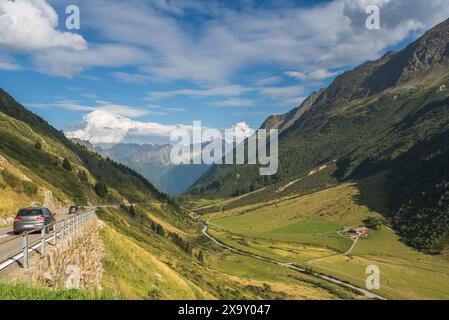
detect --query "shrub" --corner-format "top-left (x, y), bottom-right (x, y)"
top-left (62, 158), bottom-right (72, 171)
top-left (23, 181), bottom-right (38, 196)
top-left (2, 170), bottom-right (20, 189)
top-left (78, 170), bottom-right (88, 182)
top-left (363, 216), bottom-right (384, 230)
top-left (34, 141), bottom-right (42, 150)
top-left (94, 182), bottom-right (108, 198)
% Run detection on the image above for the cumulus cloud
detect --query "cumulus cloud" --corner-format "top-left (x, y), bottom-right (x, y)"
top-left (0, 0), bottom-right (86, 51)
top-left (66, 110), bottom-right (192, 144)
top-left (66, 110), bottom-right (254, 145)
top-left (227, 122), bottom-right (254, 139)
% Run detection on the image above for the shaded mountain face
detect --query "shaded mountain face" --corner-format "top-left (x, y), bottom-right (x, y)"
top-left (95, 143), bottom-right (209, 195)
top-left (188, 18), bottom-right (449, 252)
top-left (96, 143), bottom-right (173, 165)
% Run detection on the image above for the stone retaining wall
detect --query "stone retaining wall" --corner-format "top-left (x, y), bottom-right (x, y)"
top-left (16, 217), bottom-right (104, 291)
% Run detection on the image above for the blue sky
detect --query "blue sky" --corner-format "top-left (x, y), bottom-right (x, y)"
top-left (1, 0), bottom-right (449, 145)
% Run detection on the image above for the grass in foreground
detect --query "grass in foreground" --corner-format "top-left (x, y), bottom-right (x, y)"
top-left (100, 223), bottom-right (211, 300)
top-left (0, 283), bottom-right (113, 300)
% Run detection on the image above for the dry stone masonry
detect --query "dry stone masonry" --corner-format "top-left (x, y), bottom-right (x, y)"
top-left (16, 216), bottom-right (104, 291)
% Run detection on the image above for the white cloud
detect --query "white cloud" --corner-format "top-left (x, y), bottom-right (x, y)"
top-left (75, 0), bottom-right (449, 83)
top-left (146, 104), bottom-right (187, 112)
top-left (66, 110), bottom-right (191, 144)
top-left (0, 0), bottom-right (86, 51)
top-left (66, 109), bottom-right (254, 145)
top-left (227, 121), bottom-right (254, 138)
top-left (0, 60), bottom-right (20, 71)
top-left (254, 76), bottom-right (282, 86)
top-left (32, 44), bottom-right (147, 78)
top-left (285, 69), bottom-right (338, 81)
top-left (2, 0), bottom-right (449, 89)
top-left (28, 100), bottom-right (151, 118)
top-left (111, 72), bottom-right (154, 84)
top-left (212, 98), bottom-right (256, 108)
top-left (260, 85), bottom-right (304, 99)
top-left (148, 84), bottom-right (253, 100)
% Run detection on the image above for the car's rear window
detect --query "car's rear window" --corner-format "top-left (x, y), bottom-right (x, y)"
top-left (17, 209), bottom-right (43, 217)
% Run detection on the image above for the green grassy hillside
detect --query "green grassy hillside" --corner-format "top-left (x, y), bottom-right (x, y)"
top-left (203, 180), bottom-right (449, 300)
top-left (97, 205), bottom-right (359, 300)
top-left (0, 88), bottom-right (181, 222)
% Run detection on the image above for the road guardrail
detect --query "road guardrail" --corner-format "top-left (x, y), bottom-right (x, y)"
top-left (0, 210), bottom-right (96, 271)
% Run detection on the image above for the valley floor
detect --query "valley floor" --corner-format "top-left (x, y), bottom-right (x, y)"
top-left (197, 180), bottom-right (449, 300)
top-left (98, 206), bottom-right (360, 300)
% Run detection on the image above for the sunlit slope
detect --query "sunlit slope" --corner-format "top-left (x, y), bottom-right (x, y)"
top-left (206, 179), bottom-right (449, 300)
top-left (0, 88), bottom-right (193, 231)
top-left (98, 206), bottom-right (359, 300)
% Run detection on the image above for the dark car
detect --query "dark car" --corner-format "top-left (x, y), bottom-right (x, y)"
top-left (13, 207), bottom-right (56, 234)
top-left (69, 206), bottom-right (79, 214)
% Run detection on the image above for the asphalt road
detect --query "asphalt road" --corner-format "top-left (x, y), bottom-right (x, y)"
top-left (0, 209), bottom-right (73, 279)
top-left (201, 222), bottom-right (386, 300)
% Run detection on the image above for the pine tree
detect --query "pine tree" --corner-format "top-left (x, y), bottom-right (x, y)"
top-left (94, 182), bottom-right (108, 198)
top-left (62, 157), bottom-right (72, 171)
top-left (156, 224), bottom-right (165, 237)
top-left (129, 204), bottom-right (136, 217)
top-left (197, 250), bottom-right (205, 264)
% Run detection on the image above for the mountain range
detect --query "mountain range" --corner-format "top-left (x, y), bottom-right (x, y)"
top-left (94, 143), bottom-right (209, 195)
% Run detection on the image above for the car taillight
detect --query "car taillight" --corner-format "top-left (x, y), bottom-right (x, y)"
top-left (36, 216), bottom-right (45, 221)
top-left (14, 217), bottom-right (22, 222)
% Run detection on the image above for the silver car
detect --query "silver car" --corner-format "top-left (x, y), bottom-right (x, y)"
top-left (13, 207), bottom-right (56, 234)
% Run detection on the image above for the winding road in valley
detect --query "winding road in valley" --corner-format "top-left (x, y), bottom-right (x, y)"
top-left (201, 222), bottom-right (386, 300)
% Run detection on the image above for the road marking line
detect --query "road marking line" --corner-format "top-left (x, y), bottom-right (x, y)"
top-left (0, 235), bottom-right (11, 239)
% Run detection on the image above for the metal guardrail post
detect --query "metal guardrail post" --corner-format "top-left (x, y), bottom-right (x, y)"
top-left (61, 219), bottom-right (65, 239)
top-left (41, 227), bottom-right (46, 256)
top-left (23, 232), bottom-right (29, 269)
top-left (52, 223), bottom-right (57, 246)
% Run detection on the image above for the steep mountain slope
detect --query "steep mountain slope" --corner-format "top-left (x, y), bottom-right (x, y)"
top-left (0, 87), bottom-right (191, 227)
top-left (188, 18), bottom-right (449, 252)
